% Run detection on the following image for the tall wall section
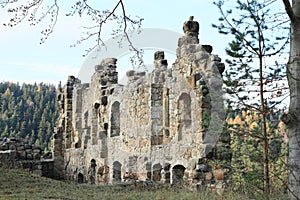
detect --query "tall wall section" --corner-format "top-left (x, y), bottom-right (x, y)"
top-left (53, 17), bottom-right (227, 188)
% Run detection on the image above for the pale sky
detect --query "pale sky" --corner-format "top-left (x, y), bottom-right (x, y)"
top-left (0, 0), bottom-right (287, 86)
top-left (0, 0), bottom-right (232, 85)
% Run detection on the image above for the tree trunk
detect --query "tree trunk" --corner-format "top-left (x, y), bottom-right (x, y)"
top-left (259, 53), bottom-right (270, 197)
top-left (288, 18), bottom-right (300, 200)
top-left (282, 0), bottom-right (300, 199)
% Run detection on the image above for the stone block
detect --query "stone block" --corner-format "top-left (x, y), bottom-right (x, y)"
top-left (205, 172), bottom-right (213, 181)
top-left (26, 153), bottom-right (33, 160)
top-left (202, 45), bottom-right (213, 53)
top-left (33, 149), bottom-right (41, 154)
top-left (8, 150), bottom-right (16, 160)
top-left (100, 151), bottom-right (107, 158)
top-left (0, 144), bottom-right (9, 151)
top-left (33, 153), bottom-right (41, 160)
top-left (9, 144), bottom-right (16, 151)
top-left (0, 152), bottom-right (9, 160)
top-left (178, 36), bottom-right (199, 47)
top-left (197, 163), bottom-right (209, 173)
top-left (17, 150), bottom-right (26, 160)
top-left (151, 135), bottom-right (163, 145)
top-left (154, 51), bottom-right (165, 60)
top-left (17, 145), bottom-right (25, 151)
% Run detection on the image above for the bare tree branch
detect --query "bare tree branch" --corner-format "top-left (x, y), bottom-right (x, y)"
top-left (1, 0), bottom-right (144, 67)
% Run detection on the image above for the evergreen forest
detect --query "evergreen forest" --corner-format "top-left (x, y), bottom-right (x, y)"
top-left (0, 81), bottom-right (58, 151)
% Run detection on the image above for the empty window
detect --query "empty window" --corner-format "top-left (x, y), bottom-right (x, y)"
top-left (77, 173), bottom-right (84, 184)
top-left (172, 165), bottom-right (186, 184)
top-left (113, 161), bottom-right (122, 182)
top-left (153, 163), bottom-right (162, 181)
top-left (178, 93), bottom-right (192, 141)
top-left (111, 101), bottom-right (120, 137)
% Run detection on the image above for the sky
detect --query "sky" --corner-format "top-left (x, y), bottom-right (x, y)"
top-left (0, 0), bottom-right (288, 87)
top-left (0, 0), bottom-right (232, 85)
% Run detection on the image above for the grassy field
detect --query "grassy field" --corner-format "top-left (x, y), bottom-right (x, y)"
top-left (0, 168), bottom-right (288, 200)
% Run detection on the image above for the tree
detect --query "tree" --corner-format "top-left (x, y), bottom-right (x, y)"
top-left (227, 110), bottom-right (288, 196)
top-left (0, 82), bottom-right (58, 149)
top-left (0, 0), bottom-right (144, 63)
top-left (281, 0), bottom-right (300, 199)
top-left (213, 0), bottom-right (289, 198)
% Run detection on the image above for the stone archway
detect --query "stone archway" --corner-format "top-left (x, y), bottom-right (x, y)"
top-left (97, 165), bottom-right (109, 184)
top-left (89, 159), bottom-right (97, 184)
top-left (152, 163), bottom-right (162, 181)
top-left (113, 161), bottom-right (122, 182)
top-left (172, 165), bottom-right (186, 184)
top-left (77, 173), bottom-right (84, 184)
top-left (146, 162), bottom-right (152, 180)
top-left (110, 101), bottom-right (120, 137)
top-left (177, 93), bottom-right (191, 141)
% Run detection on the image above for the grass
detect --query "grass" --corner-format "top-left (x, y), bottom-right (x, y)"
top-left (0, 168), bottom-right (288, 200)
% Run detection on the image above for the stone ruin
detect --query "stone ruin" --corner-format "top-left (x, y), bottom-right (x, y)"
top-left (53, 17), bottom-right (230, 190)
top-left (0, 137), bottom-right (53, 177)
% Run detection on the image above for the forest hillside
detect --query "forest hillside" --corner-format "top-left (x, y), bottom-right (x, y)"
top-left (0, 81), bottom-right (58, 150)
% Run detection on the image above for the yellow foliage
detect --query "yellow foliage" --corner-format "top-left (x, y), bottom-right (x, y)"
top-left (242, 110), bottom-right (247, 118)
top-left (37, 86), bottom-right (41, 93)
top-left (3, 88), bottom-right (11, 96)
top-left (249, 121), bottom-right (258, 130)
top-left (253, 111), bottom-right (259, 121)
top-left (245, 112), bottom-right (253, 124)
top-left (266, 122), bottom-right (270, 133)
top-left (278, 121), bottom-right (287, 134)
top-left (233, 115), bottom-right (243, 126)
top-left (226, 117), bottom-right (234, 125)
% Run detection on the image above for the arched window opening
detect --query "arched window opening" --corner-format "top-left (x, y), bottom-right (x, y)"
top-left (178, 93), bottom-right (191, 141)
top-left (146, 162), bottom-right (152, 180)
top-left (153, 163), bottom-right (162, 181)
top-left (89, 159), bottom-right (97, 184)
top-left (172, 165), bottom-right (186, 184)
top-left (97, 165), bottom-right (109, 184)
top-left (113, 161), bottom-right (122, 182)
top-left (77, 173), bottom-right (84, 184)
top-left (111, 101), bottom-right (120, 137)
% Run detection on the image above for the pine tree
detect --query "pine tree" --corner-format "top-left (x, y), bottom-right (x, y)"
top-left (214, 0), bottom-right (289, 197)
top-left (0, 82), bottom-right (58, 149)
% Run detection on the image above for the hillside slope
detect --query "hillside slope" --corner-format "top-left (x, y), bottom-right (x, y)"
top-left (0, 82), bottom-right (58, 150)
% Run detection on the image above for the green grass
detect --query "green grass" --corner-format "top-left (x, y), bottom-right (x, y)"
top-left (0, 168), bottom-right (288, 200)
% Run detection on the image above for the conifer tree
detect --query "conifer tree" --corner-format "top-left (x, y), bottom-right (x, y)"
top-left (0, 82), bottom-right (58, 149)
top-left (214, 0), bottom-right (289, 197)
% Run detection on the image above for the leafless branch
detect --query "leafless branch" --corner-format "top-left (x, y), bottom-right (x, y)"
top-left (1, 0), bottom-right (144, 66)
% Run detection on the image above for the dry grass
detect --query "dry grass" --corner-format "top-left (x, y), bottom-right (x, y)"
top-left (0, 168), bottom-right (288, 200)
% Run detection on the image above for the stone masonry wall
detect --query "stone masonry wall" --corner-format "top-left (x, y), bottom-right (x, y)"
top-left (0, 137), bottom-right (54, 178)
top-left (53, 17), bottom-right (228, 190)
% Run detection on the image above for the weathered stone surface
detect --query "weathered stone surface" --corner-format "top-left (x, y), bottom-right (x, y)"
top-left (52, 17), bottom-right (228, 190)
top-left (0, 138), bottom-right (54, 178)
top-left (183, 16), bottom-right (199, 37)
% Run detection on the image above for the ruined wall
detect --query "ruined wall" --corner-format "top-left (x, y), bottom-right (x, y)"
top-left (53, 17), bottom-right (228, 189)
top-left (0, 137), bottom-right (54, 178)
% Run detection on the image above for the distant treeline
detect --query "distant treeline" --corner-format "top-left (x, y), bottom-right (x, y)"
top-left (0, 81), bottom-right (58, 150)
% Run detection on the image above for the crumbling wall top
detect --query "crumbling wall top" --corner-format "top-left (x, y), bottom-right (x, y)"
top-left (183, 16), bottom-right (199, 37)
